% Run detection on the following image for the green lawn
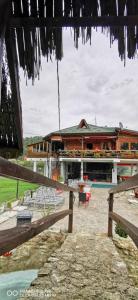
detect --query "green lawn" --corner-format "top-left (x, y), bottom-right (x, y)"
top-left (0, 177), bottom-right (38, 205)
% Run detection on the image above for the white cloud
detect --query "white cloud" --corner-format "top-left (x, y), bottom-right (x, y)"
top-left (20, 29), bottom-right (138, 137)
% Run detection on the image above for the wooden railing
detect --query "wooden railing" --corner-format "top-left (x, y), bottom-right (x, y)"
top-left (0, 157), bottom-right (78, 255)
top-left (108, 173), bottom-right (138, 247)
top-left (27, 150), bottom-right (58, 158)
top-left (26, 149), bottom-right (138, 160)
top-left (27, 150), bottom-right (49, 158)
top-left (58, 150), bottom-right (138, 159)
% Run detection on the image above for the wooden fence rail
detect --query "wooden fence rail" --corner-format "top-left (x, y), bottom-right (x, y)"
top-left (108, 175), bottom-right (138, 247)
top-left (0, 156), bottom-right (77, 192)
top-left (109, 173), bottom-right (138, 195)
top-left (0, 209), bottom-right (73, 256)
top-left (0, 157), bottom-right (77, 255)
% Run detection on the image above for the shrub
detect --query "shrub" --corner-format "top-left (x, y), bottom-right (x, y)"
top-left (58, 176), bottom-right (64, 183)
top-left (7, 202), bottom-right (12, 209)
top-left (115, 223), bottom-right (128, 238)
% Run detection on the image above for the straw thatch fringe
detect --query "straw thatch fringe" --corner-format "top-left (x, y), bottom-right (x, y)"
top-left (1, 0), bottom-right (138, 156)
top-left (5, 0), bottom-right (138, 81)
top-left (0, 63), bottom-right (18, 151)
top-left (13, 24), bottom-right (138, 80)
top-left (10, 0), bottom-right (138, 19)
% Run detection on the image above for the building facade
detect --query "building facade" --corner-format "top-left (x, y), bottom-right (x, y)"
top-left (26, 119), bottom-right (138, 184)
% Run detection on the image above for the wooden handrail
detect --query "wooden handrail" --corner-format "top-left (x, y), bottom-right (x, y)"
top-left (0, 209), bottom-right (72, 256)
top-left (0, 156), bottom-right (78, 192)
top-left (109, 212), bottom-right (138, 248)
top-left (109, 173), bottom-right (138, 194)
top-left (108, 181), bottom-right (138, 248)
top-left (0, 157), bottom-right (76, 254)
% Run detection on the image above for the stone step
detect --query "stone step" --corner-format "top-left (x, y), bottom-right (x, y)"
top-left (20, 233), bottom-right (138, 300)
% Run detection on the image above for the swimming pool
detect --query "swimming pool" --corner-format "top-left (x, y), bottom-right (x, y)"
top-left (0, 269), bottom-right (38, 300)
top-left (91, 182), bottom-right (116, 189)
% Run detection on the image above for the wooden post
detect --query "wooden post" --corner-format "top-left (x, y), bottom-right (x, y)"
top-left (108, 193), bottom-right (114, 237)
top-left (16, 180), bottom-right (19, 200)
top-left (68, 191), bottom-right (73, 233)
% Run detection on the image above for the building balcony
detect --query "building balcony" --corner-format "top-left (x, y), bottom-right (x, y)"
top-left (26, 149), bottom-right (138, 160)
top-left (57, 150), bottom-right (138, 159)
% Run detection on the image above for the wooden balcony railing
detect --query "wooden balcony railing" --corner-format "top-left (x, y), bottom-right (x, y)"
top-left (26, 150), bottom-right (57, 158)
top-left (0, 157), bottom-right (78, 255)
top-left (27, 150), bottom-right (49, 158)
top-left (108, 174), bottom-right (138, 248)
top-left (27, 149), bottom-right (138, 160)
top-left (58, 150), bottom-right (138, 159)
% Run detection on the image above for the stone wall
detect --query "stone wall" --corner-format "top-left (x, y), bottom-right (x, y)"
top-left (0, 231), bottom-right (66, 274)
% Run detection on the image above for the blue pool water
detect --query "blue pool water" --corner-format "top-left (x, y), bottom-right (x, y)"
top-left (0, 269), bottom-right (38, 300)
top-left (91, 182), bottom-right (116, 189)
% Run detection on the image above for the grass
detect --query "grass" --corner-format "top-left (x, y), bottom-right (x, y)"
top-left (0, 177), bottom-right (38, 205)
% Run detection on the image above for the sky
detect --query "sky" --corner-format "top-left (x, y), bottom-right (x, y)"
top-left (20, 28), bottom-right (138, 137)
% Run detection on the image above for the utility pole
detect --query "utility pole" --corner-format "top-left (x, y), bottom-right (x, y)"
top-left (95, 116), bottom-right (97, 126)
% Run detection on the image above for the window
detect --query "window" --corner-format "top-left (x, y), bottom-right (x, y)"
top-left (103, 143), bottom-right (110, 150)
top-left (33, 145), bottom-right (37, 152)
top-left (121, 143), bottom-right (129, 150)
top-left (87, 143), bottom-right (93, 150)
top-left (52, 142), bottom-right (64, 152)
top-left (131, 143), bottom-right (138, 150)
top-left (40, 143), bottom-right (43, 152)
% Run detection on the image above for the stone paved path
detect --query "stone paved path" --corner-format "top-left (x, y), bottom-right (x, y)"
top-left (1, 188), bottom-right (138, 232)
top-left (20, 233), bottom-right (138, 300)
top-left (51, 189), bottom-right (138, 233)
top-left (1, 188), bottom-right (138, 299)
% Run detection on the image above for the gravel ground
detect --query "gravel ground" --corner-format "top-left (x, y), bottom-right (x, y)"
top-left (20, 233), bottom-right (138, 300)
top-left (0, 188), bottom-right (138, 234)
top-left (51, 188), bottom-right (138, 234)
top-left (1, 188), bottom-right (138, 300)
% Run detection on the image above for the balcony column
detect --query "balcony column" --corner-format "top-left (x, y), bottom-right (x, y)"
top-left (33, 161), bottom-right (37, 172)
top-left (48, 157), bottom-right (52, 178)
top-left (112, 163), bottom-right (117, 184)
top-left (44, 160), bottom-right (48, 177)
top-left (80, 160), bottom-right (84, 181)
top-left (60, 161), bottom-right (65, 182)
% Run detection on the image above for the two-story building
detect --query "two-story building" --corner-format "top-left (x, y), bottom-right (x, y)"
top-left (26, 119), bottom-right (138, 184)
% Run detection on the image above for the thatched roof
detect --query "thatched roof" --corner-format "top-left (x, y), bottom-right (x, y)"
top-left (1, 0), bottom-right (138, 158)
top-left (7, 0), bottom-right (138, 81)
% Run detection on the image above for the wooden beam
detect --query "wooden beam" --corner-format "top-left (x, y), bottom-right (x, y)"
top-left (9, 16), bottom-right (138, 28)
top-left (0, 210), bottom-right (71, 256)
top-left (5, 28), bottom-right (23, 152)
top-left (0, 156), bottom-right (78, 192)
top-left (109, 173), bottom-right (138, 194)
top-left (109, 212), bottom-right (138, 248)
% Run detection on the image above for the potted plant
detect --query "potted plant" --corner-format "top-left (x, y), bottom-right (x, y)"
top-left (94, 152), bottom-right (100, 158)
top-left (135, 151), bottom-right (138, 158)
top-left (58, 176), bottom-right (64, 184)
top-left (123, 151), bottom-right (133, 159)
